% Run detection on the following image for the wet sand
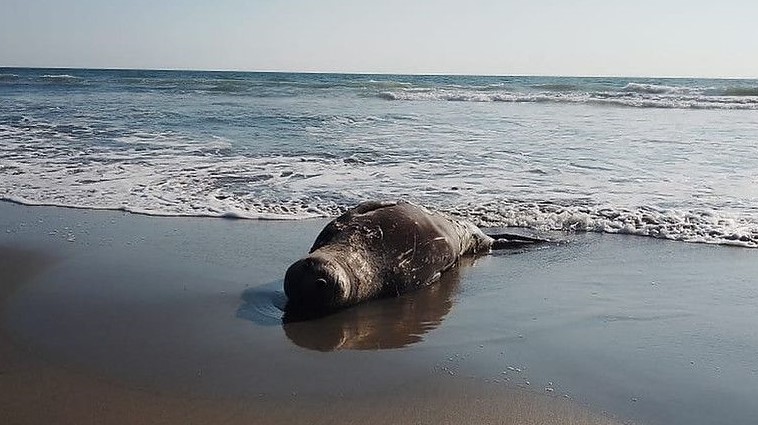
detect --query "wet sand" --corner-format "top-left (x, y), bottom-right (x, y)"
top-left (1, 202), bottom-right (757, 425)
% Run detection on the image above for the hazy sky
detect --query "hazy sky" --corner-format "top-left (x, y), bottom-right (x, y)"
top-left (2, 0), bottom-right (757, 77)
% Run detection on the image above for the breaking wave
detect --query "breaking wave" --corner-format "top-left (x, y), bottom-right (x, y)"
top-left (445, 201), bottom-right (758, 249)
top-left (376, 87), bottom-right (758, 110)
top-left (3, 68), bottom-right (758, 248)
top-left (3, 191), bottom-right (756, 248)
top-left (1, 118), bottom-right (755, 250)
top-left (530, 83), bottom-right (580, 91)
top-left (621, 82), bottom-right (696, 95)
top-left (39, 74), bottom-right (83, 83)
top-left (724, 87), bottom-right (758, 96)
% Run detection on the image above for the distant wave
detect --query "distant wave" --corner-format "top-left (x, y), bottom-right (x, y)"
top-left (622, 82), bottom-right (758, 98)
top-left (621, 82), bottom-right (697, 95)
top-left (109, 76), bottom-right (415, 96)
top-left (206, 79), bottom-right (251, 93)
top-left (723, 86), bottom-right (758, 96)
top-left (529, 83), bottom-right (579, 91)
top-left (39, 74), bottom-right (84, 85)
top-left (13, 70), bottom-right (758, 107)
top-left (363, 79), bottom-right (414, 89)
top-left (376, 88), bottom-right (758, 110)
top-left (40, 74), bottom-right (81, 80)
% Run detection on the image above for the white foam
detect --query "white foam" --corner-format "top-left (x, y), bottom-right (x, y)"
top-left (448, 202), bottom-right (758, 248)
top-left (377, 87), bottom-right (758, 110)
top-left (621, 82), bottom-right (698, 95)
top-left (4, 127), bottom-right (757, 249)
top-left (40, 74), bottom-right (81, 80)
top-left (0, 121), bottom-right (356, 219)
top-left (3, 79), bottom-right (757, 249)
top-left (4, 120), bottom-right (757, 248)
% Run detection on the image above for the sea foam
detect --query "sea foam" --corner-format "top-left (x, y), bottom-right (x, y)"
top-left (2, 69), bottom-right (757, 248)
top-left (375, 82), bottom-right (758, 110)
top-left (621, 82), bottom-right (698, 95)
top-left (377, 87), bottom-right (758, 110)
top-left (2, 119), bottom-right (756, 248)
top-left (446, 202), bottom-right (758, 248)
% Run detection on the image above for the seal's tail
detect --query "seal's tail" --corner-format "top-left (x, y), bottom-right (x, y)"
top-left (487, 233), bottom-right (550, 250)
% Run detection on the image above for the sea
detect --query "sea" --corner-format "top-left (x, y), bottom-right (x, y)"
top-left (1, 67), bottom-right (757, 247)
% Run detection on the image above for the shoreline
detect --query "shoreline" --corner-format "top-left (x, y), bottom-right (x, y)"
top-left (2, 202), bottom-right (758, 424)
top-left (2, 198), bottom-right (755, 250)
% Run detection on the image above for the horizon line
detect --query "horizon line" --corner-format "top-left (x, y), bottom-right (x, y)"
top-left (1, 64), bottom-right (757, 80)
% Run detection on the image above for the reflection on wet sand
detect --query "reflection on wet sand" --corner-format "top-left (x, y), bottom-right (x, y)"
top-left (283, 270), bottom-right (459, 351)
top-left (0, 246), bottom-right (56, 303)
top-left (282, 258), bottom-right (472, 351)
top-left (237, 258), bottom-right (474, 351)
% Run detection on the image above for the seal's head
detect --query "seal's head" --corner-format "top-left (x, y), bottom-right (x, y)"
top-left (284, 252), bottom-right (352, 313)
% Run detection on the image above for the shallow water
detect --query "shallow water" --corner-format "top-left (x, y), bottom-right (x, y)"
top-left (1, 68), bottom-right (757, 247)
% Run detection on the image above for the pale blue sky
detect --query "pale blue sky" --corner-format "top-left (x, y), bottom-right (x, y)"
top-left (2, 0), bottom-right (756, 77)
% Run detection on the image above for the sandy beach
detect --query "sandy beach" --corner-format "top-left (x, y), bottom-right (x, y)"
top-left (2, 201), bottom-right (757, 425)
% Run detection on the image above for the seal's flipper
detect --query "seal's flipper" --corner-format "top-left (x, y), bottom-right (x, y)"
top-left (488, 233), bottom-right (549, 250)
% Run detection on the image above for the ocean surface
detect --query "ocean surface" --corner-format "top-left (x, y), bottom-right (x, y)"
top-left (1, 68), bottom-right (757, 247)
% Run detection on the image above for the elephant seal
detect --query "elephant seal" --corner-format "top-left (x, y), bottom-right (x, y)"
top-left (284, 200), bottom-right (544, 314)
top-left (282, 256), bottom-right (469, 351)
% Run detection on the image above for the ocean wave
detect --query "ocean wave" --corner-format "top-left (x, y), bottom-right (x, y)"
top-left (206, 79), bottom-right (251, 93)
top-left (376, 88), bottom-right (758, 110)
top-left (3, 70), bottom-right (757, 248)
top-left (0, 73), bottom-right (20, 82)
top-left (621, 82), bottom-right (697, 95)
top-left (529, 83), bottom-right (579, 91)
top-left (110, 75), bottom-right (252, 94)
top-left (38, 74), bottom-right (85, 85)
top-left (363, 79), bottom-right (414, 89)
top-left (1, 122), bottom-right (755, 250)
top-left (2, 108), bottom-right (756, 249)
top-left (723, 86), bottom-right (758, 96)
top-left (3, 191), bottom-right (756, 249)
top-left (40, 74), bottom-right (82, 80)
top-left (377, 89), bottom-right (546, 103)
top-left (626, 82), bottom-right (758, 98)
top-left (445, 201), bottom-right (758, 249)
top-left (2, 126), bottom-right (755, 246)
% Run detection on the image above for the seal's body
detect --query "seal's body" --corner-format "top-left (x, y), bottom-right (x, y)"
top-left (284, 201), bottom-right (496, 312)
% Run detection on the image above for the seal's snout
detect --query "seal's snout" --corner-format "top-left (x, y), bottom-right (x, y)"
top-left (284, 255), bottom-right (349, 311)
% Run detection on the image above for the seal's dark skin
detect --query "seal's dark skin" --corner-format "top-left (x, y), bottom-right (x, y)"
top-left (284, 201), bottom-right (517, 313)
